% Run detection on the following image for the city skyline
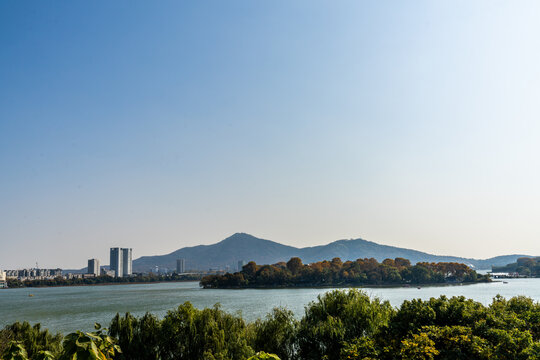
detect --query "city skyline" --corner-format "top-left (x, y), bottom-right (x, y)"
top-left (2, 1), bottom-right (540, 269)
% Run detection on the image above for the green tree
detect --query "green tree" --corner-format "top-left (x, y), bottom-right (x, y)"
top-left (417, 325), bottom-right (490, 359)
top-left (252, 307), bottom-right (298, 360)
top-left (340, 337), bottom-right (379, 360)
top-left (0, 322), bottom-right (62, 359)
top-left (109, 312), bottom-right (160, 360)
top-left (2, 342), bottom-right (29, 360)
top-left (297, 289), bottom-right (393, 360)
top-left (160, 302), bottom-right (253, 360)
top-left (486, 328), bottom-right (536, 360)
top-left (400, 332), bottom-right (439, 360)
top-left (247, 352), bottom-right (281, 360)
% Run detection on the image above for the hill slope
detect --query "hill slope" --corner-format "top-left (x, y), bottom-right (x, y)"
top-left (132, 233), bottom-right (533, 272)
top-left (134, 233), bottom-right (301, 272)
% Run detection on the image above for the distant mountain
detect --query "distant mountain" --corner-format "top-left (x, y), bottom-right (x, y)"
top-left (132, 233), bottom-right (533, 272)
top-left (134, 233), bottom-right (301, 272)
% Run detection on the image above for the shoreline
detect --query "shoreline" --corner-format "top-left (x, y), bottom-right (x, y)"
top-left (1, 279), bottom-right (201, 290)
top-left (1, 280), bottom-right (498, 291)
top-left (201, 279), bottom-right (493, 290)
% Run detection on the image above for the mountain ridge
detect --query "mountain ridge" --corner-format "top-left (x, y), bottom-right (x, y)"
top-left (132, 233), bottom-right (533, 272)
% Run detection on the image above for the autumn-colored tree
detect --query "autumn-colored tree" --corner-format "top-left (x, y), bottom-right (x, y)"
top-left (286, 257), bottom-right (303, 275)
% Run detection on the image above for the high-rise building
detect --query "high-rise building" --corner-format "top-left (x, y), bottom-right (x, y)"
top-left (88, 259), bottom-right (100, 276)
top-left (110, 247), bottom-right (132, 277)
top-left (238, 260), bottom-right (245, 272)
top-left (122, 248), bottom-right (132, 276)
top-left (110, 248), bottom-right (123, 278)
top-left (0, 269), bottom-right (6, 288)
top-left (176, 258), bottom-right (185, 274)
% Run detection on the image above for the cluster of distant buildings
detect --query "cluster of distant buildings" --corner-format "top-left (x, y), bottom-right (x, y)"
top-left (175, 258), bottom-right (240, 273)
top-left (87, 247), bottom-right (133, 278)
top-left (1, 268), bottom-right (63, 282)
top-left (0, 247), bottom-right (133, 286)
top-left (489, 272), bottom-right (522, 278)
top-left (0, 252), bottom-right (247, 288)
top-left (4, 268), bottom-right (62, 279)
top-left (148, 259), bottom-right (245, 275)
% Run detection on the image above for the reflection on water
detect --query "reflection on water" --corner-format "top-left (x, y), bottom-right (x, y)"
top-left (1, 278), bottom-right (539, 334)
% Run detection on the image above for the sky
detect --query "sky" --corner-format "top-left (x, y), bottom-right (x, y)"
top-left (1, 1), bottom-right (540, 269)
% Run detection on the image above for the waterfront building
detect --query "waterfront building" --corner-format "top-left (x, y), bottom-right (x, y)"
top-left (88, 259), bottom-right (100, 276)
top-left (110, 247), bottom-right (132, 278)
top-left (122, 248), bottom-right (132, 276)
top-left (65, 273), bottom-right (83, 279)
top-left (238, 260), bottom-right (245, 272)
top-left (51, 268), bottom-right (63, 277)
top-left (110, 248), bottom-right (123, 278)
top-left (176, 258), bottom-right (185, 274)
top-left (101, 268), bottom-right (115, 277)
top-left (4, 268), bottom-right (62, 281)
top-left (0, 269), bottom-right (7, 288)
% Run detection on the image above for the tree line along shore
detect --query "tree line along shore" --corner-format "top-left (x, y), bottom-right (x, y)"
top-left (492, 257), bottom-right (540, 277)
top-left (1, 289), bottom-right (539, 360)
top-left (4, 273), bottom-right (203, 289)
top-left (5, 256), bottom-right (492, 290)
top-left (200, 257), bottom-right (490, 288)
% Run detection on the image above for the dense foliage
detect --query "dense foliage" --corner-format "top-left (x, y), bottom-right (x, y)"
top-left (492, 257), bottom-right (540, 277)
top-left (6, 273), bottom-right (202, 289)
top-left (200, 257), bottom-right (487, 288)
top-left (2, 290), bottom-right (539, 359)
top-left (0, 322), bottom-right (62, 359)
top-left (1, 323), bottom-right (118, 360)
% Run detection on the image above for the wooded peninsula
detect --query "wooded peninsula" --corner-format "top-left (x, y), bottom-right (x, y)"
top-left (200, 257), bottom-right (489, 288)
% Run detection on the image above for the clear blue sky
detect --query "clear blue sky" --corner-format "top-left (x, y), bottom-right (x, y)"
top-left (2, 1), bottom-right (540, 269)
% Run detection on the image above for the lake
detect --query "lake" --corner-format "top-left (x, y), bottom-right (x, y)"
top-left (1, 278), bottom-right (539, 334)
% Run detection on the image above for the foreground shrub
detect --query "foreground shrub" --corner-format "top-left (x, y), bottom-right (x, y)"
top-left (159, 302), bottom-right (253, 360)
top-left (297, 289), bottom-right (393, 360)
top-left (247, 352), bottom-right (281, 360)
top-left (399, 332), bottom-right (439, 360)
top-left (340, 337), bottom-right (380, 359)
top-left (0, 322), bottom-right (62, 359)
top-left (109, 313), bottom-right (160, 360)
top-left (3, 290), bottom-right (540, 360)
top-left (58, 324), bottom-right (120, 360)
top-left (252, 307), bottom-right (298, 360)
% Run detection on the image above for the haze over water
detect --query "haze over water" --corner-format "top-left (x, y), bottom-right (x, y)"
top-left (2, 279), bottom-right (539, 334)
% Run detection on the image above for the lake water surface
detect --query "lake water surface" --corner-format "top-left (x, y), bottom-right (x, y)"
top-left (2, 278), bottom-right (539, 334)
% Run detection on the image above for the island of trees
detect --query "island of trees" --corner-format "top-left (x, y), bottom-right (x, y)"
top-left (492, 257), bottom-right (540, 277)
top-left (200, 257), bottom-right (488, 288)
top-left (1, 290), bottom-right (539, 359)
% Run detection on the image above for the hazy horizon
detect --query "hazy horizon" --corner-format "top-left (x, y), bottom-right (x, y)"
top-left (2, 1), bottom-right (540, 269)
top-left (41, 232), bottom-right (539, 270)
